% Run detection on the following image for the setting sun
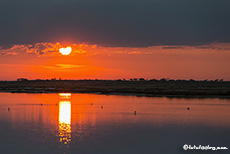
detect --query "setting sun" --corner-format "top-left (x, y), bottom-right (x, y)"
top-left (59, 47), bottom-right (72, 55)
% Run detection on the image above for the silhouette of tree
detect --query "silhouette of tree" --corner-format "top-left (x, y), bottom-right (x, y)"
top-left (139, 78), bottom-right (145, 81)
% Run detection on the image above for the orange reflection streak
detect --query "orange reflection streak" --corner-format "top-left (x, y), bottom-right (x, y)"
top-left (59, 93), bottom-right (71, 97)
top-left (59, 93), bottom-right (71, 144)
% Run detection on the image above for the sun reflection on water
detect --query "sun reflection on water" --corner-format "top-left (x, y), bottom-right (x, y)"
top-left (59, 93), bottom-right (71, 144)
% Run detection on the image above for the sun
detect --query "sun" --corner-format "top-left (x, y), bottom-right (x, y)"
top-left (59, 47), bottom-right (72, 55)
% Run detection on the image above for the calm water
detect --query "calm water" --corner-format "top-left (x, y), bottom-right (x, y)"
top-left (0, 93), bottom-right (229, 154)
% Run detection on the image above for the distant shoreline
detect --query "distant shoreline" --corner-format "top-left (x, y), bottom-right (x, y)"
top-left (1, 91), bottom-right (230, 99)
top-left (1, 80), bottom-right (230, 99)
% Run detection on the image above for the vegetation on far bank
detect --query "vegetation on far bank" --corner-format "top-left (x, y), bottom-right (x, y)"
top-left (0, 78), bottom-right (229, 98)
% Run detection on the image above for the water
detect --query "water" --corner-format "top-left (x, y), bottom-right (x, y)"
top-left (0, 93), bottom-right (229, 154)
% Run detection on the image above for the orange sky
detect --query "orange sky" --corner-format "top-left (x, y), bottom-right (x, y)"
top-left (0, 42), bottom-right (230, 80)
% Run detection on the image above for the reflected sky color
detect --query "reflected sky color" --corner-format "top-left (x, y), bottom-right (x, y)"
top-left (59, 93), bottom-right (71, 144)
top-left (0, 93), bottom-right (229, 154)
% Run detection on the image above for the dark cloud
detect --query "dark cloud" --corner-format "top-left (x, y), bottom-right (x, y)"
top-left (162, 47), bottom-right (185, 49)
top-left (0, 0), bottom-right (230, 47)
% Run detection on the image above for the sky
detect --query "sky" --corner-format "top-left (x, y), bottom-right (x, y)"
top-left (0, 0), bottom-right (230, 80)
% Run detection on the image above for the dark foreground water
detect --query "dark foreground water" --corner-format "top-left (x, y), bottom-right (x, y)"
top-left (0, 93), bottom-right (229, 154)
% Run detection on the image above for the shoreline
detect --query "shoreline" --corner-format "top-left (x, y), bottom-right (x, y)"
top-left (1, 80), bottom-right (230, 99)
top-left (1, 91), bottom-right (230, 99)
